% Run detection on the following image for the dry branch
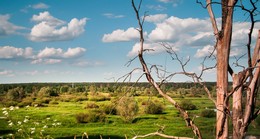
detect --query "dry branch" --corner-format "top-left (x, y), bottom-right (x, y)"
top-left (132, 132), bottom-right (194, 139)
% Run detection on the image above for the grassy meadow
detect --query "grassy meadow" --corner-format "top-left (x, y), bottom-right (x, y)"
top-left (0, 83), bottom-right (259, 139)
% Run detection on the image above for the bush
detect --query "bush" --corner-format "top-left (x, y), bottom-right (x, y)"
top-left (75, 111), bottom-right (106, 123)
top-left (18, 97), bottom-right (34, 107)
top-left (3, 101), bottom-right (18, 107)
top-left (200, 109), bottom-right (216, 118)
top-left (84, 102), bottom-right (99, 109)
top-left (88, 93), bottom-right (111, 101)
top-left (144, 101), bottom-right (164, 114)
top-left (179, 99), bottom-right (197, 110)
top-left (116, 96), bottom-right (139, 123)
top-left (101, 103), bottom-right (117, 115)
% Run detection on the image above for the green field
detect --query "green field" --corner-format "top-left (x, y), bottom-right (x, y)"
top-left (0, 83), bottom-right (259, 139)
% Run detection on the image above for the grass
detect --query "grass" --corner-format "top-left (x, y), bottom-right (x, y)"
top-left (0, 96), bottom-right (259, 139)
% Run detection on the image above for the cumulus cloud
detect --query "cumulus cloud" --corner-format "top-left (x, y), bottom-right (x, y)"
top-left (0, 45), bottom-right (86, 65)
top-left (0, 46), bottom-right (33, 59)
top-left (104, 15), bottom-right (259, 58)
top-left (195, 45), bottom-right (215, 58)
top-left (103, 13), bottom-right (125, 19)
top-left (37, 47), bottom-right (63, 58)
top-left (148, 16), bottom-right (212, 42)
top-left (31, 11), bottom-right (65, 26)
top-left (127, 42), bottom-right (179, 57)
top-left (32, 3), bottom-right (49, 9)
top-left (29, 11), bottom-right (87, 42)
top-left (31, 58), bottom-right (62, 65)
top-left (37, 47), bottom-right (86, 59)
top-left (63, 47), bottom-right (86, 58)
top-left (0, 14), bottom-right (25, 36)
top-left (102, 27), bottom-right (142, 42)
top-left (33, 47), bottom-right (86, 65)
top-left (145, 14), bottom-right (168, 23)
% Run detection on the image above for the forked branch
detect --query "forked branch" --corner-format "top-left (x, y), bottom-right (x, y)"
top-left (131, 0), bottom-right (202, 138)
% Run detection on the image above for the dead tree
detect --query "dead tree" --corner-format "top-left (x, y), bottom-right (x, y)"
top-left (198, 0), bottom-right (260, 138)
top-left (131, 0), bottom-right (202, 138)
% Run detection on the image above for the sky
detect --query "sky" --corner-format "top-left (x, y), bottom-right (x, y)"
top-left (0, 0), bottom-right (259, 83)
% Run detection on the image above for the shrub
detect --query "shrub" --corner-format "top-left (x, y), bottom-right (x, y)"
top-left (144, 101), bottom-right (164, 114)
top-left (179, 99), bottom-right (197, 110)
top-left (88, 93), bottom-right (111, 101)
top-left (18, 97), bottom-right (34, 107)
top-left (200, 109), bottom-right (216, 118)
top-left (75, 111), bottom-right (106, 123)
top-left (101, 103), bottom-right (117, 115)
top-left (3, 101), bottom-right (18, 107)
top-left (84, 102), bottom-right (99, 109)
top-left (116, 96), bottom-right (139, 123)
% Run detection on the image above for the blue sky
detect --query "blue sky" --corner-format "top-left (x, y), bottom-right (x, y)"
top-left (0, 0), bottom-right (259, 83)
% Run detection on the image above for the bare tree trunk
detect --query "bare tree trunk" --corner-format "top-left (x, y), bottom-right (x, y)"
top-left (215, 1), bottom-right (237, 138)
top-left (232, 74), bottom-right (243, 139)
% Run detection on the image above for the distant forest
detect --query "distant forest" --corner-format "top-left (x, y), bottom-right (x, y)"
top-left (0, 82), bottom-right (219, 95)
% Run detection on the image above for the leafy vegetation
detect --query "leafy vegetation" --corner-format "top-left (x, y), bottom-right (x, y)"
top-left (0, 83), bottom-right (259, 138)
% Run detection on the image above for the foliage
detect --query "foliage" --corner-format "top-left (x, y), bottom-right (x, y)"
top-left (18, 97), bottom-right (34, 107)
top-left (143, 100), bottom-right (164, 114)
top-left (179, 99), bottom-right (197, 110)
top-left (200, 109), bottom-right (216, 118)
top-left (116, 96), bottom-right (139, 123)
top-left (88, 93), bottom-right (111, 101)
top-left (100, 102), bottom-right (117, 115)
top-left (75, 111), bottom-right (106, 123)
top-left (6, 87), bottom-right (25, 101)
top-left (38, 87), bottom-right (59, 97)
top-left (84, 102), bottom-right (99, 109)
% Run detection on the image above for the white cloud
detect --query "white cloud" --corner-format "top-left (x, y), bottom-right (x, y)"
top-left (127, 42), bottom-right (179, 57)
top-left (31, 58), bottom-right (62, 65)
top-left (31, 11), bottom-right (65, 26)
top-left (103, 13), bottom-right (125, 19)
top-left (148, 16), bottom-right (212, 42)
top-left (63, 47), bottom-right (86, 58)
top-left (37, 47), bottom-right (63, 58)
top-left (0, 14), bottom-right (25, 36)
top-left (33, 47), bottom-right (86, 65)
top-left (37, 47), bottom-right (86, 59)
top-left (145, 14), bottom-right (168, 23)
top-left (232, 22), bottom-right (260, 46)
top-left (29, 11), bottom-right (87, 42)
top-left (0, 46), bottom-right (33, 59)
top-left (147, 5), bottom-right (167, 11)
top-left (32, 3), bottom-right (49, 9)
top-left (195, 45), bottom-right (215, 58)
top-left (102, 27), bottom-right (141, 42)
top-left (0, 46), bottom-right (86, 65)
